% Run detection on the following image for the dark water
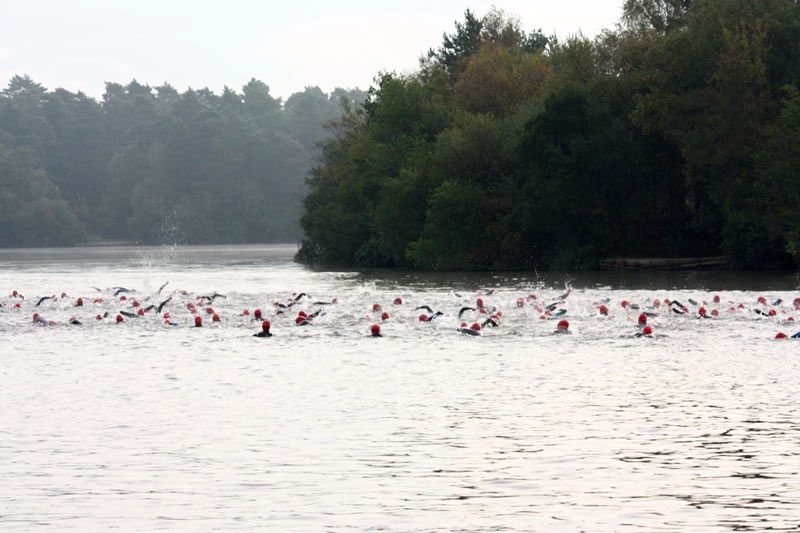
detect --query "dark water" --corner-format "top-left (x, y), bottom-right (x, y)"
top-left (1, 245), bottom-right (798, 531)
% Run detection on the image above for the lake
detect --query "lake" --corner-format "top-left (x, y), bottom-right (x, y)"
top-left (1, 245), bottom-right (798, 531)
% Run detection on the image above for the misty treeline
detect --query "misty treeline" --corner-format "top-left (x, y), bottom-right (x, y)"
top-left (0, 76), bottom-right (365, 246)
top-left (299, 0), bottom-right (800, 270)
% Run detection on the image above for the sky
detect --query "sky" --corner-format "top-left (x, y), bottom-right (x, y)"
top-left (1, 0), bottom-right (624, 100)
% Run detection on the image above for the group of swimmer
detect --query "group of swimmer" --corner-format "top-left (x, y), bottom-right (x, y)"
top-left (4, 285), bottom-right (800, 341)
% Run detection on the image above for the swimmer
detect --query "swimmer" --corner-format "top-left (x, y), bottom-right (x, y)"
top-left (370, 324), bottom-right (382, 337)
top-left (634, 325), bottom-right (654, 338)
top-left (457, 322), bottom-right (482, 336)
top-left (194, 316), bottom-right (203, 328)
top-left (32, 313), bottom-right (54, 326)
top-left (68, 316), bottom-right (81, 325)
top-left (35, 296), bottom-right (54, 307)
top-left (113, 288), bottom-right (131, 296)
top-left (554, 319), bottom-right (571, 334)
top-left (458, 306), bottom-right (475, 319)
top-left (119, 310), bottom-right (138, 318)
top-left (482, 316), bottom-right (501, 328)
top-left (254, 320), bottom-right (273, 337)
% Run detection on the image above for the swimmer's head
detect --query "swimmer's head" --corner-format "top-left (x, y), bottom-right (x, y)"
top-left (194, 316), bottom-right (202, 327)
top-left (393, 297), bottom-right (402, 305)
top-left (638, 313), bottom-right (647, 325)
top-left (698, 307), bottom-right (707, 317)
top-left (381, 311), bottom-right (389, 321)
top-left (775, 332), bottom-right (788, 339)
top-left (470, 322), bottom-right (481, 332)
top-left (642, 325), bottom-right (653, 335)
top-left (212, 313), bottom-right (221, 323)
top-left (32, 312), bottom-right (40, 322)
top-left (598, 305), bottom-right (609, 316)
top-left (418, 314), bottom-right (428, 322)
top-left (76, 297), bottom-right (83, 306)
top-left (116, 314), bottom-right (124, 323)
top-left (262, 320), bottom-right (271, 332)
top-left (557, 319), bottom-right (570, 331)
top-left (254, 308), bottom-right (262, 319)
top-left (372, 303), bottom-right (382, 312)
top-left (371, 323), bottom-right (381, 336)
top-left (476, 298), bottom-right (484, 308)
top-left (243, 309), bottom-right (250, 316)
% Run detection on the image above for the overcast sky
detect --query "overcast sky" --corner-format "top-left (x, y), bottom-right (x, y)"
top-left (1, 0), bottom-right (624, 100)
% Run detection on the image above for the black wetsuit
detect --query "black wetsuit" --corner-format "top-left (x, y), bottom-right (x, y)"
top-left (254, 330), bottom-right (273, 338)
top-left (458, 328), bottom-right (481, 336)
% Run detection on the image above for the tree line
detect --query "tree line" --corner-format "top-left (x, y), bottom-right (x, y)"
top-left (0, 76), bottom-right (365, 246)
top-left (298, 0), bottom-right (800, 270)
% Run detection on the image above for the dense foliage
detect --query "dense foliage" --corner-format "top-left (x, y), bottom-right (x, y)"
top-left (0, 77), bottom-right (364, 246)
top-left (299, 1), bottom-right (800, 270)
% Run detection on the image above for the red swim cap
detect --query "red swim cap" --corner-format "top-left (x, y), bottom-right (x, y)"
top-left (713, 295), bottom-right (721, 303)
top-left (120, 295), bottom-right (127, 301)
top-left (653, 299), bottom-right (661, 308)
top-left (262, 320), bottom-right (271, 331)
top-left (638, 313), bottom-right (647, 325)
top-left (194, 316), bottom-right (202, 327)
top-left (788, 317), bottom-right (795, 322)
top-left (298, 310), bottom-right (307, 318)
top-left (419, 314), bottom-right (428, 322)
top-left (557, 319), bottom-right (569, 330)
top-left (205, 307), bottom-right (214, 315)
top-left (137, 308), bottom-right (145, 316)
top-left (371, 323), bottom-right (381, 335)
top-left (96, 314), bottom-right (102, 321)
top-left (32, 312), bottom-right (39, 321)
top-left (61, 292), bottom-right (67, 299)
top-left (186, 302), bottom-right (195, 310)
top-left (163, 312), bottom-right (171, 319)
top-left (132, 300), bottom-right (140, 308)
top-left (711, 309), bottom-right (719, 317)
top-left (13, 302), bottom-right (21, 308)
top-left (621, 300), bottom-right (629, 308)
top-left (116, 314), bottom-right (124, 323)
top-left (12, 290), bottom-right (18, 296)
top-left (769, 309), bottom-right (777, 317)
top-left (476, 298), bottom-right (484, 308)
top-left (460, 322), bottom-right (467, 328)
top-left (776, 332), bottom-right (788, 339)
top-left (598, 305), bottom-right (609, 316)
top-left (76, 298), bottom-right (83, 306)
top-left (212, 313), bottom-right (220, 322)
top-left (517, 297), bottom-right (525, 308)
top-left (758, 296), bottom-right (767, 305)
top-left (479, 308), bottom-right (487, 315)
top-left (243, 309), bottom-right (250, 316)
top-left (93, 298), bottom-right (102, 304)
top-left (698, 307), bottom-right (707, 317)
top-left (254, 308), bottom-right (262, 318)
top-left (295, 316), bottom-right (305, 325)
top-left (528, 293), bottom-right (537, 300)
top-left (470, 322), bottom-right (481, 331)
top-left (381, 311), bottom-right (389, 321)
top-left (372, 303), bottom-right (382, 312)
top-left (393, 297), bottom-right (402, 305)
top-left (642, 325), bottom-right (653, 335)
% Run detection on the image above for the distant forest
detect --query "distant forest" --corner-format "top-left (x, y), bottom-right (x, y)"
top-left (0, 76), bottom-right (364, 246)
top-left (299, 0), bottom-right (800, 270)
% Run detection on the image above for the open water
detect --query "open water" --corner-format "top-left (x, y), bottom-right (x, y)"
top-left (1, 245), bottom-right (798, 531)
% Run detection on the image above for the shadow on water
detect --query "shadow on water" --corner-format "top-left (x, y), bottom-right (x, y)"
top-left (349, 269), bottom-right (800, 292)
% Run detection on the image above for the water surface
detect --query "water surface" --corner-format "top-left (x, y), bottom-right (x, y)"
top-left (1, 245), bottom-right (798, 531)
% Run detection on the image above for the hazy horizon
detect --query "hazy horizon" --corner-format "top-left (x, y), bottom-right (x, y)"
top-left (1, 0), bottom-right (624, 100)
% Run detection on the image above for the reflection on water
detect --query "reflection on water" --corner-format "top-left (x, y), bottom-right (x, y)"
top-left (0, 245), bottom-right (798, 531)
